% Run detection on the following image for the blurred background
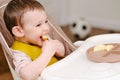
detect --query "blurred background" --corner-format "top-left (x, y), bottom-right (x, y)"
top-left (40, 0), bottom-right (120, 28)
top-left (39, 0), bottom-right (120, 42)
top-left (0, 0), bottom-right (120, 79)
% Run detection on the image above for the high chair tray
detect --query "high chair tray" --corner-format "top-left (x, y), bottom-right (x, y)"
top-left (41, 34), bottom-right (120, 80)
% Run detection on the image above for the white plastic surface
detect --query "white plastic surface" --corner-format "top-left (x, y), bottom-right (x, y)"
top-left (41, 34), bottom-right (120, 80)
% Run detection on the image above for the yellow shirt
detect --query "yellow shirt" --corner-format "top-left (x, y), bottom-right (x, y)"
top-left (11, 41), bottom-right (58, 66)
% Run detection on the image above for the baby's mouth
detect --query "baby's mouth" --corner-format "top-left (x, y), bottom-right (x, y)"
top-left (40, 35), bottom-right (48, 41)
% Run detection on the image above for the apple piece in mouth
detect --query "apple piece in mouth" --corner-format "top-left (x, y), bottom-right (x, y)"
top-left (40, 35), bottom-right (48, 41)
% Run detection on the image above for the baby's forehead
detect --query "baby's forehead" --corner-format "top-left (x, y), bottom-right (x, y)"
top-left (22, 9), bottom-right (46, 19)
top-left (20, 9), bottom-right (47, 25)
top-left (22, 9), bottom-right (45, 17)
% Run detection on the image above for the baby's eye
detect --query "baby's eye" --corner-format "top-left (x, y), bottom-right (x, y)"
top-left (36, 23), bottom-right (41, 27)
top-left (45, 20), bottom-right (48, 23)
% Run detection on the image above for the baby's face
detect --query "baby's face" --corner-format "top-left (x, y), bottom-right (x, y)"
top-left (21, 9), bottom-right (50, 46)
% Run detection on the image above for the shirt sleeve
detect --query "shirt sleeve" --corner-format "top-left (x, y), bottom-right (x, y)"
top-left (11, 49), bottom-right (32, 76)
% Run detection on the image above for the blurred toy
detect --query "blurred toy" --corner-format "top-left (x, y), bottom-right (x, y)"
top-left (61, 18), bottom-right (120, 43)
top-left (70, 18), bottom-right (91, 40)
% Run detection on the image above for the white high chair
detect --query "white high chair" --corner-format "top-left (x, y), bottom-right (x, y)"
top-left (41, 34), bottom-right (120, 80)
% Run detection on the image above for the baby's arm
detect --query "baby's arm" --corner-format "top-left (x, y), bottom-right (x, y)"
top-left (54, 40), bottom-right (65, 57)
top-left (19, 40), bottom-right (61, 80)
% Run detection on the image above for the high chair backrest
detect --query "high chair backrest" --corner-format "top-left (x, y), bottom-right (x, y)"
top-left (0, 0), bottom-right (14, 47)
top-left (0, 32), bottom-right (20, 80)
top-left (0, 0), bottom-right (20, 79)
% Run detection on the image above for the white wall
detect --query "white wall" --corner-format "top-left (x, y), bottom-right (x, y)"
top-left (67, 0), bottom-right (120, 31)
top-left (38, 0), bottom-right (120, 31)
top-left (38, 0), bottom-right (68, 25)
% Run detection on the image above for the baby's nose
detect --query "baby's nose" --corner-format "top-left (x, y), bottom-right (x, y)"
top-left (43, 25), bottom-right (50, 33)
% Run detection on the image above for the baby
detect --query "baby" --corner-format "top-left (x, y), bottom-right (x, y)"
top-left (3, 0), bottom-right (65, 80)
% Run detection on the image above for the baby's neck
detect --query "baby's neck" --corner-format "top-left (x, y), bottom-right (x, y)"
top-left (15, 37), bottom-right (28, 44)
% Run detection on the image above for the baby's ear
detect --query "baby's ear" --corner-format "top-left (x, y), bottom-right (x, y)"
top-left (12, 26), bottom-right (24, 37)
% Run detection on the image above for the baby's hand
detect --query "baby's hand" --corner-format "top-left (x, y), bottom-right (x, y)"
top-left (42, 40), bottom-right (65, 57)
top-left (42, 40), bottom-right (56, 57)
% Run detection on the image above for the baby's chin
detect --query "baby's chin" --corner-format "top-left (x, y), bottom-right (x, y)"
top-left (36, 41), bottom-right (43, 47)
top-left (30, 40), bottom-right (43, 47)
top-left (33, 35), bottom-right (49, 47)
